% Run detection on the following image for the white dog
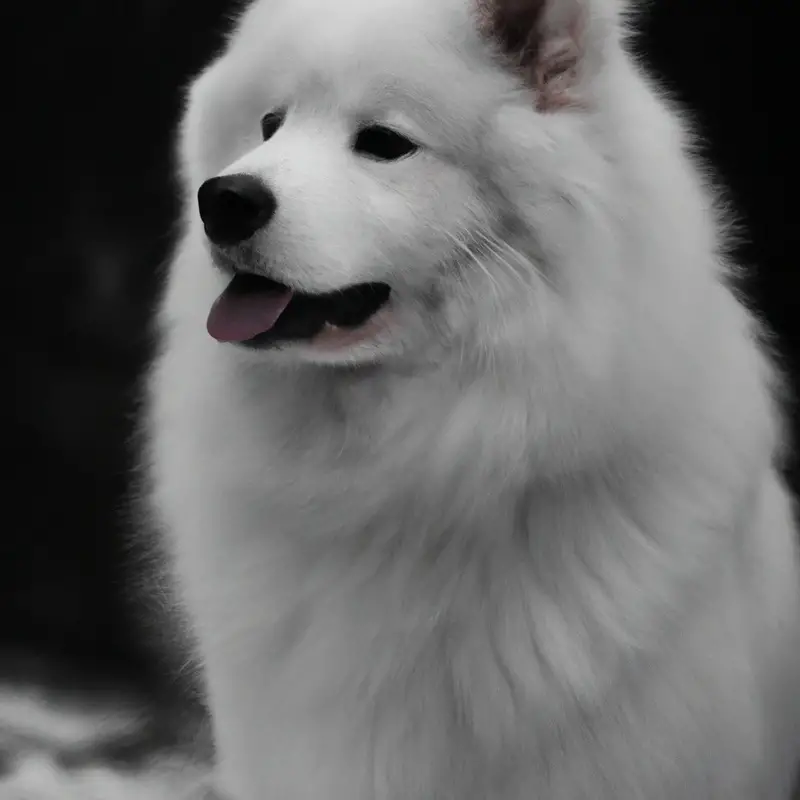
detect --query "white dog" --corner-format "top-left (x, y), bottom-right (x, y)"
top-left (145, 0), bottom-right (800, 797)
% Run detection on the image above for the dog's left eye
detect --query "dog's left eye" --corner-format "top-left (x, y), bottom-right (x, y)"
top-left (260, 110), bottom-right (286, 141)
top-left (353, 125), bottom-right (419, 161)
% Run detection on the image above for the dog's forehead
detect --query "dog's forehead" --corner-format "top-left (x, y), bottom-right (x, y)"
top-left (226, 0), bottom-right (490, 93)
top-left (211, 0), bottom-right (517, 129)
top-left (235, 0), bottom-right (472, 53)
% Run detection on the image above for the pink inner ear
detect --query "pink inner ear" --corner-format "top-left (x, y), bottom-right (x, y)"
top-left (534, 34), bottom-right (582, 111)
top-left (476, 0), bottom-right (586, 113)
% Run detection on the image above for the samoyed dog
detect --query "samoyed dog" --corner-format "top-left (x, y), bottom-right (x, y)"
top-left (145, 0), bottom-right (800, 797)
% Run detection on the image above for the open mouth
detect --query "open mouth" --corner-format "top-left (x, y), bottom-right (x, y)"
top-left (206, 272), bottom-right (392, 349)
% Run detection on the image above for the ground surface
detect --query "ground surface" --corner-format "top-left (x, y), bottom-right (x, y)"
top-left (0, 653), bottom-right (213, 799)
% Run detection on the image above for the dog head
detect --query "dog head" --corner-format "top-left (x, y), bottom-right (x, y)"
top-left (179, 0), bottom-right (633, 367)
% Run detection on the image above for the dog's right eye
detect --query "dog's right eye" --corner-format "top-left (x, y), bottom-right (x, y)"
top-left (260, 110), bottom-right (286, 141)
top-left (353, 125), bottom-right (419, 162)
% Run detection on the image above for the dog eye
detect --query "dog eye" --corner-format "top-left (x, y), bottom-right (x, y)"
top-left (260, 110), bottom-right (286, 141)
top-left (353, 125), bottom-right (419, 161)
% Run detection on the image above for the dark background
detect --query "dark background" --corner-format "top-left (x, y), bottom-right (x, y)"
top-left (7, 1), bottom-right (796, 691)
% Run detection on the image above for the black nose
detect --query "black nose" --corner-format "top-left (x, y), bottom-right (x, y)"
top-left (197, 174), bottom-right (277, 246)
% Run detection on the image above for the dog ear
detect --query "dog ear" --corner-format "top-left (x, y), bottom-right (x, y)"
top-left (477, 0), bottom-right (620, 111)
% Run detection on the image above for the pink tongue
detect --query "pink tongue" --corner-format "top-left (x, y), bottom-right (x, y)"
top-left (207, 283), bottom-right (292, 342)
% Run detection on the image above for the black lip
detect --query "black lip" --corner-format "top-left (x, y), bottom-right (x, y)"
top-left (227, 272), bottom-right (391, 348)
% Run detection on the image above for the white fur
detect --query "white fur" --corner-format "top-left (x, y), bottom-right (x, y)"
top-left (145, 0), bottom-right (800, 797)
